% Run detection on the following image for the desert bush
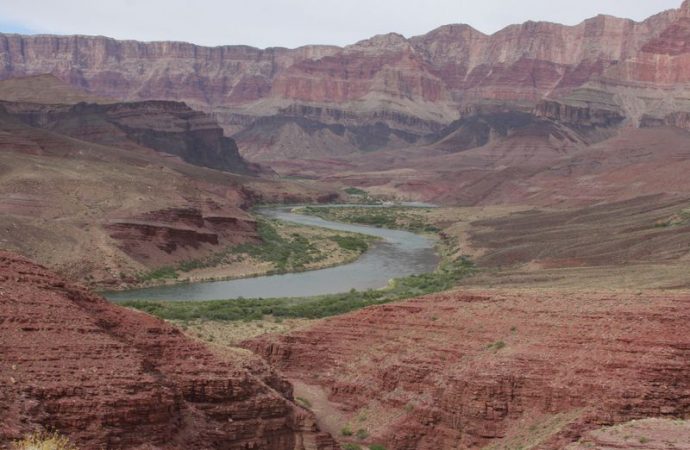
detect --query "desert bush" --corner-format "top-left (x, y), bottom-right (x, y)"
top-left (341, 444), bottom-right (361, 450)
top-left (13, 432), bottom-right (78, 450)
top-left (344, 187), bottom-right (367, 196)
top-left (487, 340), bottom-right (507, 351)
top-left (295, 396), bottom-right (312, 409)
top-left (329, 235), bottom-right (369, 253)
top-left (138, 265), bottom-right (178, 282)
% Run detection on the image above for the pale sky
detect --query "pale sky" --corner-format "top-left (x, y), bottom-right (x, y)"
top-left (0, 0), bottom-right (683, 49)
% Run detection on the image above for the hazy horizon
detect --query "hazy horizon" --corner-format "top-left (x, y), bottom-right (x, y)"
top-left (0, 0), bottom-right (683, 49)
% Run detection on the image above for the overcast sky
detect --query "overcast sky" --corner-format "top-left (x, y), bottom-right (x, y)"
top-left (0, 0), bottom-right (683, 49)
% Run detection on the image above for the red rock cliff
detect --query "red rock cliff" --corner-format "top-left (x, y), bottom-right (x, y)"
top-left (0, 251), bottom-right (337, 449)
top-left (244, 290), bottom-right (690, 449)
top-left (0, 1), bottom-right (688, 156)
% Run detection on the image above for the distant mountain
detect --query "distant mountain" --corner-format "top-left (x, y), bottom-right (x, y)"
top-left (0, 1), bottom-right (688, 160)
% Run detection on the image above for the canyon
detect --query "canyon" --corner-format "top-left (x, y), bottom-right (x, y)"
top-left (0, 2), bottom-right (689, 165)
top-left (1, 1), bottom-right (690, 449)
top-left (3, 3), bottom-right (689, 204)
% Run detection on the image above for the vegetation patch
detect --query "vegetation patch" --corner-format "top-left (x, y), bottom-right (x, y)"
top-left (342, 444), bottom-right (362, 450)
top-left (13, 432), bottom-right (78, 450)
top-left (487, 340), bottom-right (507, 351)
top-left (138, 265), bottom-right (179, 282)
top-left (295, 396), bottom-right (312, 409)
top-left (344, 187), bottom-right (368, 196)
top-left (232, 220), bottom-right (321, 272)
top-left (329, 235), bottom-right (369, 253)
top-left (298, 206), bottom-right (440, 233)
top-left (655, 207), bottom-right (690, 228)
top-left (136, 218), bottom-right (373, 283)
top-left (121, 257), bottom-right (474, 322)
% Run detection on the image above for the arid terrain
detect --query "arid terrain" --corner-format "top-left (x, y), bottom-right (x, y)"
top-left (244, 289), bottom-right (690, 449)
top-left (0, 75), bottom-right (338, 288)
top-left (0, 251), bottom-right (337, 449)
top-left (1, 1), bottom-right (690, 449)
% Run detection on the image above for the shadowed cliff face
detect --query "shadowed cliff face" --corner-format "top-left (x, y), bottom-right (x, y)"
top-left (0, 251), bottom-right (338, 449)
top-left (0, 2), bottom-right (689, 159)
top-left (1, 99), bottom-right (258, 175)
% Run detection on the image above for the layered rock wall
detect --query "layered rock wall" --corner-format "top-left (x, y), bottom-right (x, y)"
top-left (0, 251), bottom-right (337, 449)
top-left (245, 290), bottom-right (690, 449)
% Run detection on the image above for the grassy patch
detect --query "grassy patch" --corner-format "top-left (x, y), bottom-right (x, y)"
top-left (138, 266), bottom-right (178, 282)
top-left (654, 207), bottom-right (690, 228)
top-left (299, 206), bottom-right (440, 233)
top-left (13, 432), bottom-right (78, 450)
top-left (295, 396), bottom-right (312, 409)
top-left (487, 340), bottom-right (507, 351)
top-left (342, 444), bottom-right (362, 450)
top-left (137, 218), bottom-right (372, 283)
top-left (344, 187), bottom-right (368, 196)
top-left (233, 220), bottom-right (321, 272)
top-left (121, 257), bottom-right (474, 322)
top-left (329, 235), bottom-right (369, 253)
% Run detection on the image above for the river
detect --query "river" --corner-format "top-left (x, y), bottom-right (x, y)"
top-left (106, 204), bottom-right (439, 302)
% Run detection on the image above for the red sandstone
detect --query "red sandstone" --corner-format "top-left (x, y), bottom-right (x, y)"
top-left (0, 251), bottom-right (337, 449)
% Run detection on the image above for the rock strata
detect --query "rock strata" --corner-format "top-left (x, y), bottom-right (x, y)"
top-left (0, 251), bottom-right (336, 449)
top-left (1, 2), bottom-right (689, 158)
top-left (245, 290), bottom-right (690, 449)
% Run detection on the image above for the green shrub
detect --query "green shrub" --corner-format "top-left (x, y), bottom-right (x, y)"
top-left (295, 396), bottom-right (312, 409)
top-left (122, 257), bottom-right (475, 323)
top-left (355, 429), bottom-right (369, 440)
top-left (369, 445), bottom-right (387, 450)
top-left (300, 206), bottom-right (439, 233)
top-left (341, 426), bottom-right (353, 436)
top-left (330, 235), bottom-right (369, 253)
top-left (342, 444), bottom-right (362, 450)
top-left (138, 266), bottom-right (178, 282)
top-left (13, 432), bottom-right (78, 450)
top-left (487, 340), bottom-right (507, 351)
top-left (344, 187), bottom-right (367, 196)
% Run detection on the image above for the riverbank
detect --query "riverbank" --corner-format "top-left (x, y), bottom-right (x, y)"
top-left (119, 205), bottom-right (473, 323)
top-left (107, 217), bottom-right (375, 291)
top-left (107, 205), bottom-right (440, 301)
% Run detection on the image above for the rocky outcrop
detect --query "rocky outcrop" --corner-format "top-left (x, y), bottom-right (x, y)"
top-left (0, 99), bottom-right (258, 174)
top-left (104, 206), bottom-right (259, 264)
top-left (244, 290), bottom-right (690, 449)
top-left (641, 111), bottom-right (690, 129)
top-left (1, 2), bottom-right (689, 159)
top-left (567, 418), bottom-right (690, 449)
top-left (534, 100), bottom-right (625, 130)
top-left (0, 251), bottom-right (337, 449)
